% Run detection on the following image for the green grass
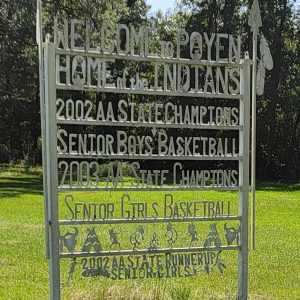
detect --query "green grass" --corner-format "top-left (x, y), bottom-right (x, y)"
top-left (0, 166), bottom-right (300, 300)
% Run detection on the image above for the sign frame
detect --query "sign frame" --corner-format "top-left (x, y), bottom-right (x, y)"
top-left (42, 23), bottom-right (251, 299)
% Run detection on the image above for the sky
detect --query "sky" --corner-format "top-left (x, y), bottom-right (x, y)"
top-left (146, 0), bottom-right (300, 13)
top-left (146, 0), bottom-right (175, 13)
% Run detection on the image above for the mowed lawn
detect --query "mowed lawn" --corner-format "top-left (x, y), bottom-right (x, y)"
top-left (0, 166), bottom-right (300, 300)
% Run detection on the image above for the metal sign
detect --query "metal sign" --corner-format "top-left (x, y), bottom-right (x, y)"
top-left (42, 15), bottom-right (251, 300)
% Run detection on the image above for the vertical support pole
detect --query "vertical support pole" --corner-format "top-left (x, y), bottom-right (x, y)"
top-left (251, 30), bottom-right (258, 251)
top-left (238, 54), bottom-right (251, 300)
top-left (44, 39), bottom-right (60, 300)
top-left (37, 0), bottom-right (50, 259)
top-left (248, 0), bottom-right (262, 252)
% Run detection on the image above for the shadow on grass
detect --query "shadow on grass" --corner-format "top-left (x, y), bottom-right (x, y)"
top-left (0, 176), bottom-right (43, 198)
top-left (257, 181), bottom-right (300, 192)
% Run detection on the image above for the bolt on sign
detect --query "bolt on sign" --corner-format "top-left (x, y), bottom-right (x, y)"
top-left (42, 17), bottom-right (250, 300)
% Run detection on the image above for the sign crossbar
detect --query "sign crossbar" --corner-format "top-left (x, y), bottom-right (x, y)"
top-left (59, 216), bottom-right (242, 226)
top-left (56, 83), bottom-right (243, 99)
top-left (60, 246), bottom-right (241, 259)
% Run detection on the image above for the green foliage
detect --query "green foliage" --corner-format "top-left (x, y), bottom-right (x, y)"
top-left (0, 0), bottom-right (40, 164)
top-left (0, 0), bottom-right (299, 180)
top-left (251, 0), bottom-right (300, 180)
top-left (161, 0), bottom-right (300, 180)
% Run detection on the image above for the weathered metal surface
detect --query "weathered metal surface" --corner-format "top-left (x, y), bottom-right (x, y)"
top-left (238, 53), bottom-right (251, 300)
top-left (68, 258), bottom-right (77, 280)
top-left (60, 246), bottom-right (240, 258)
top-left (77, 250), bottom-right (227, 279)
top-left (41, 13), bottom-right (253, 299)
top-left (82, 228), bottom-right (103, 253)
top-left (109, 228), bottom-right (121, 251)
top-left (248, 0), bottom-right (262, 32)
top-left (59, 227), bottom-right (78, 253)
top-left (44, 39), bottom-right (60, 300)
top-left (256, 34), bottom-right (273, 96)
top-left (55, 48), bottom-right (241, 67)
top-left (224, 223), bottom-right (240, 245)
top-left (58, 222), bottom-right (241, 257)
top-left (57, 119), bottom-right (242, 131)
top-left (36, 0), bottom-right (50, 260)
top-left (130, 226), bottom-right (145, 250)
top-left (57, 154), bottom-right (242, 161)
top-left (56, 83), bottom-right (243, 99)
top-left (249, 0), bottom-right (273, 252)
top-left (188, 224), bottom-right (199, 248)
top-left (60, 216), bottom-right (241, 226)
top-left (58, 186), bottom-right (241, 192)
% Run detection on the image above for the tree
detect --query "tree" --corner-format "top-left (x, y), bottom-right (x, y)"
top-left (253, 0), bottom-right (300, 179)
top-left (0, 0), bottom-right (299, 180)
top-left (175, 0), bottom-right (300, 180)
top-left (0, 0), bottom-right (40, 163)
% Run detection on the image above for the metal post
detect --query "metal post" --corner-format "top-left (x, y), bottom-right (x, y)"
top-left (44, 39), bottom-right (60, 300)
top-left (37, 0), bottom-right (50, 259)
top-left (251, 29), bottom-right (258, 251)
top-left (248, 0), bottom-right (262, 252)
top-left (238, 54), bottom-right (251, 300)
